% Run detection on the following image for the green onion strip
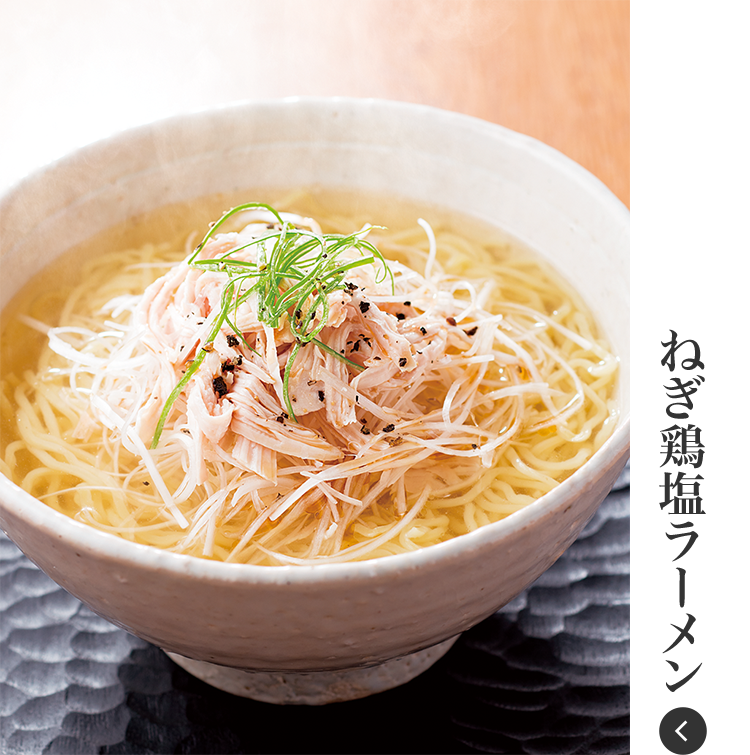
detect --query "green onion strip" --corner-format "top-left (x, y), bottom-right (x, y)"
top-left (150, 204), bottom-right (393, 448)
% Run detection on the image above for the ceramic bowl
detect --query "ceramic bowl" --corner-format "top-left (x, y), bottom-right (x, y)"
top-left (0, 98), bottom-right (629, 704)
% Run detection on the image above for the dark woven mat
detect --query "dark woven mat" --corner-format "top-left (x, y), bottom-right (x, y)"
top-left (0, 467), bottom-right (629, 755)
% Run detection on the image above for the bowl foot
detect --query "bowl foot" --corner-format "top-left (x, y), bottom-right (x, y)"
top-left (165, 636), bottom-right (459, 704)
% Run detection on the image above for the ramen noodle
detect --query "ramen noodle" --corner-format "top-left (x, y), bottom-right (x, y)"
top-left (0, 191), bottom-right (619, 565)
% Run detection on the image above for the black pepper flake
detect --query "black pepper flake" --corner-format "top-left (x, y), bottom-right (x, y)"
top-left (386, 436), bottom-right (404, 447)
top-left (399, 357), bottom-right (407, 367)
top-left (227, 334), bottom-right (239, 347)
top-left (446, 317), bottom-right (457, 326)
top-left (359, 301), bottom-right (370, 314)
top-left (143, 481), bottom-right (150, 486)
top-left (382, 423), bottom-right (395, 433)
top-left (318, 390), bottom-right (325, 402)
top-left (374, 356), bottom-right (381, 360)
top-left (466, 327), bottom-right (478, 336)
top-left (295, 309), bottom-right (302, 319)
top-left (471, 443), bottom-right (478, 449)
top-left (212, 376), bottom-right (228, 397)
top-left (420, 327), bottom-right (427, 335)
top-left (222, 356), bottom-right (243, 372)
top-left (345, 282), bottom-right (358, 292)
top-left (396, 313), bottom-right (406, 321)
top-left (360, 427), bottom-right (371, 435)
top-left (352, 341), bottom-right (360, 352)
top-left (404, 301), bottom-right (411, 306)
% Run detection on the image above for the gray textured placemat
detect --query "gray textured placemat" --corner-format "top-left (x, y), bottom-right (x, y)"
top-left (0, 467), bottom-right (629, 755)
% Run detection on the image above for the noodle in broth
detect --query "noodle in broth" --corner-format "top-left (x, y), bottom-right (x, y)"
top-left (0, 190), bottom-right (618, 565)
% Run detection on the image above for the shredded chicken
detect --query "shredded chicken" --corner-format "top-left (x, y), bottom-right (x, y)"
top-left (39, 208), bottom-right (615, 564)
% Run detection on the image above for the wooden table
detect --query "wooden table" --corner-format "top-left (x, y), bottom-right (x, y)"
top-left (0, 0), bottom-right (628, 206)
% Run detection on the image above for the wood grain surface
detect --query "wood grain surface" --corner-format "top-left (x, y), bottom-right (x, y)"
top-left (1, 1), bottom-right (629, 206)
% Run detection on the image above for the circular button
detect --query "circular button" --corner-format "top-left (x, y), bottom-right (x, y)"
top-left (659, 708), bottom-right (707, 753)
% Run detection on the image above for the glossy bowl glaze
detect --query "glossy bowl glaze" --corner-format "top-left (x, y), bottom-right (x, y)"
top-left (0, 98), bottom-right (629, 703)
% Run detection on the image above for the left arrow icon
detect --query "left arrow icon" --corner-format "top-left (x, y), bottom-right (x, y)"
top-left (675, 721), bottom-right (688, 742)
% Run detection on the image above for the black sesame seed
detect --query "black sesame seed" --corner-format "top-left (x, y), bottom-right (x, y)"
top-left (318, 390), bottom-right (325, 401)
top-left (399, 357), bottom-right (407, 367)
top-left (466, 326), bottom-right (478, 336)
top-left (396, 313), bottom-right (406, 321)
top-left (420, 327), bottom-right (427, 335)
top-left (382, 423), bottom-right (395, 433)
top-left (446, 317), bottom-right (457, 326)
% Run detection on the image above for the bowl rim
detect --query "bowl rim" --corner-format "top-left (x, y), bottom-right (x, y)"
top-left (0, 96), bottom-right (630, 585)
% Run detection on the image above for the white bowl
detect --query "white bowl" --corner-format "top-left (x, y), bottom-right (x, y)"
top-left (0, 98), bottom-right (629, 704)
